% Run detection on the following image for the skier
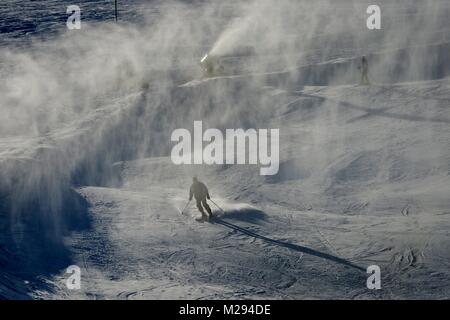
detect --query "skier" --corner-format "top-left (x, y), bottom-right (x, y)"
top-left (358, 56), bottom-right (370, 85)
top-left (189, 177), bottom-right (213, 220)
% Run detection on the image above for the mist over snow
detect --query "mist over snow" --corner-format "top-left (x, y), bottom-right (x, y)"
top-left (0, 0), bottom-right (450, 299)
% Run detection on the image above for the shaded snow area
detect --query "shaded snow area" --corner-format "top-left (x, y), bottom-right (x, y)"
top-left (1, 0), bottom-right (450, 299)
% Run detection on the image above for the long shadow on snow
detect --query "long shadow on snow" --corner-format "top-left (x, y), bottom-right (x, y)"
top-left (215, 207), bottom-right (267, 225)
top-left (298, 92), bottom-right (450, 125)
top-left (211, 216), bottom-right (365, 272)
top-left (388, 86), bottom-right (450, 103)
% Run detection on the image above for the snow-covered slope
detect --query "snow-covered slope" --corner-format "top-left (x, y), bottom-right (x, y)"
top-left (32, 75), bottom-right (450, 300)
top-left (0, 92), bottom-right (144, 298)
top-left (1, 0), bottom-right (450, 300)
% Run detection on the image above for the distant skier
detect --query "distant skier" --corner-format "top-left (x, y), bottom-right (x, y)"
top-left (189, 177), bottom-right (213, 220)
top-left (358, 56), bottom-right (370, 85)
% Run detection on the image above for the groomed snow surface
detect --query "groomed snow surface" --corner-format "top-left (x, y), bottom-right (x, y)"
top-left (24, 78), bottom-right (450, 300)
top-left (1, 0), bottom-right (450, 299)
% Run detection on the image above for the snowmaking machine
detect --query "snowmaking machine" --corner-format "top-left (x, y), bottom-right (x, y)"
top-left (200, 53), bottom-right (225, 78)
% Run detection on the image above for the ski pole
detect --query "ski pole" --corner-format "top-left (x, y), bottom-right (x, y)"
top-left (181, 200), bottom-right (191, 215)
top-left (210, 199), bottom-right (225, 214)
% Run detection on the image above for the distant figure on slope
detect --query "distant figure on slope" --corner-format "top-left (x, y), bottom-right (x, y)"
top-left (189, 177), bottom-right (213, 220)
top-left (358, 56), bottom-right (370, 85)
